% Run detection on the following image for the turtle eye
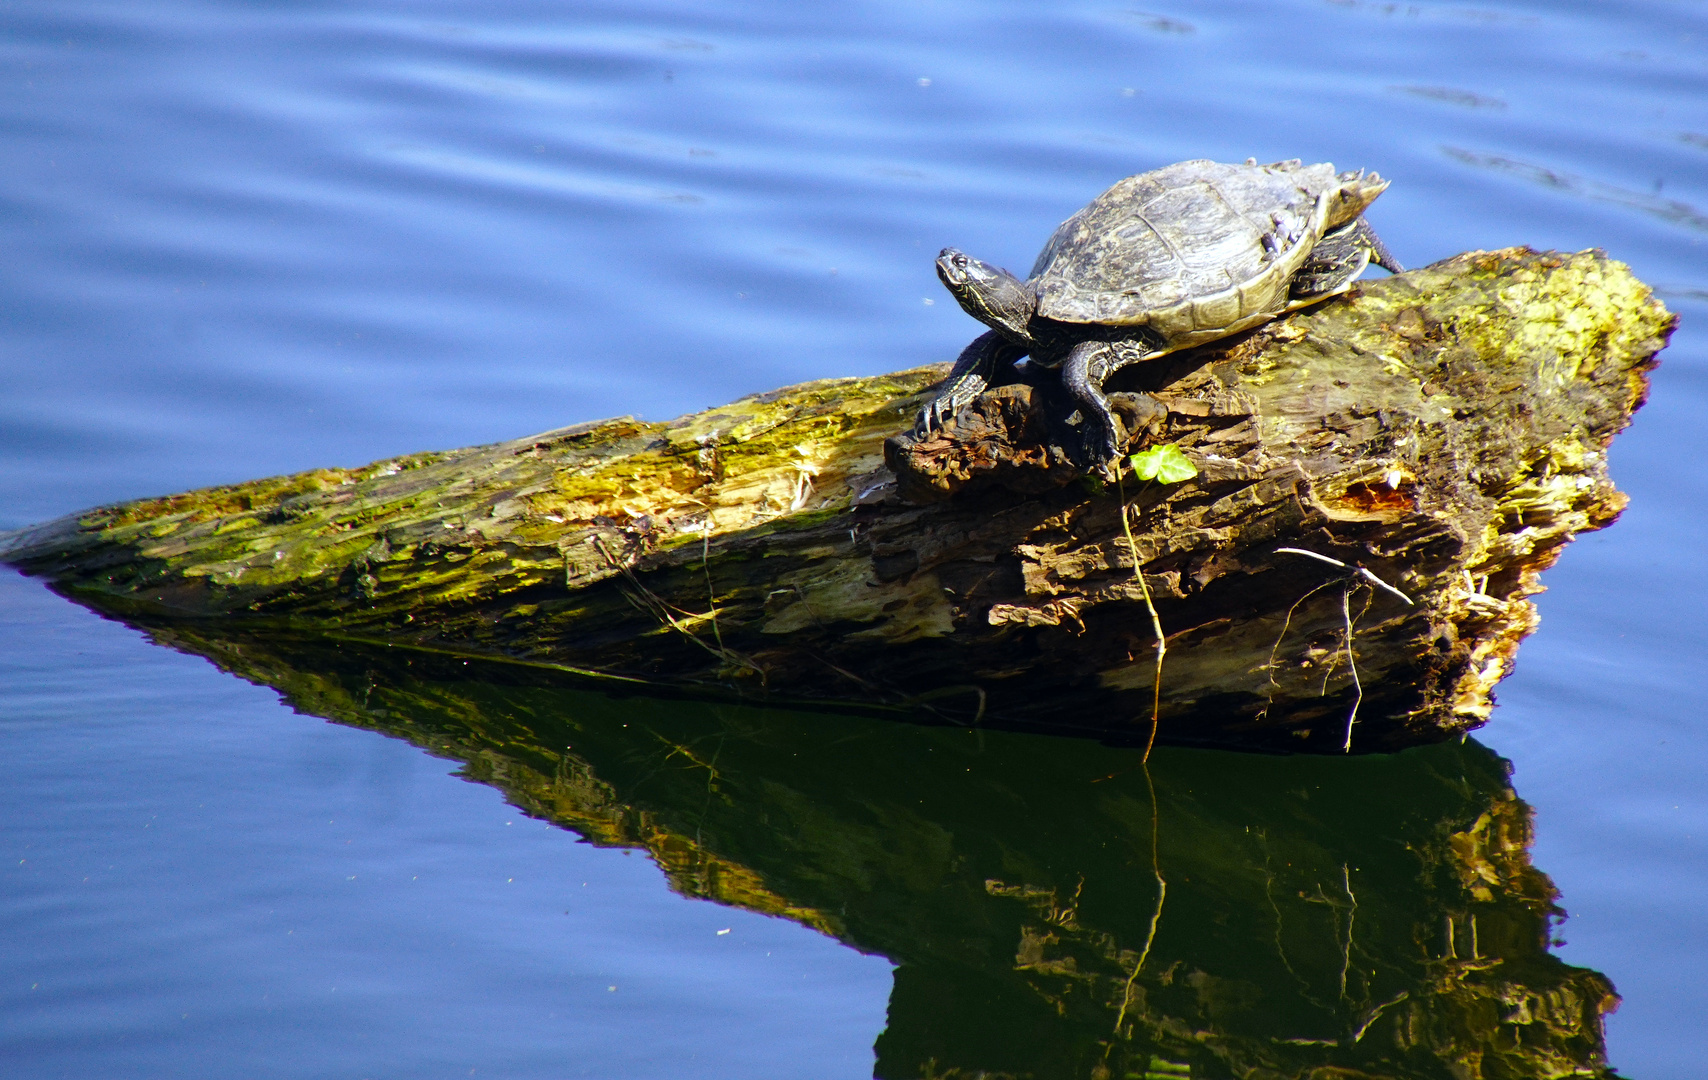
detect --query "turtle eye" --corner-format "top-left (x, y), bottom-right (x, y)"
top-left (952, 254), bottom-right (968, 269)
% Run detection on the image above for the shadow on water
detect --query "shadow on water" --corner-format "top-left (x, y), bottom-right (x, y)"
top-left (135, 624), bottom-right (1619, 1080)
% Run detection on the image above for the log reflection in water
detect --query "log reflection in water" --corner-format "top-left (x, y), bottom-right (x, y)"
top-left (138, 625), bottom-right (1618, 1080)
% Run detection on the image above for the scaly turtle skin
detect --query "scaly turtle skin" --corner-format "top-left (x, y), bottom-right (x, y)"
top-left (914, 158), bottom-right (1403, 465)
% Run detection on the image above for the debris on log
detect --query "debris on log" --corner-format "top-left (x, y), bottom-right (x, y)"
top-left (0, 248), bottom-right (1673, 752)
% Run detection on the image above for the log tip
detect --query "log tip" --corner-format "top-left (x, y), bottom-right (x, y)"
top-left (0, 509), bottom-right (100, 569)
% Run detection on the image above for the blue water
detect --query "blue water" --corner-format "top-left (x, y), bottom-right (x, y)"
top-left (2, 0), bottom-right (1704, 1075)
top-left (0, 574), bottom-right (888, 1078)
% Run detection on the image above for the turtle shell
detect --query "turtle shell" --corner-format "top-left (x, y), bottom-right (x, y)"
top-left (1030, 159), bottom-right (1339, 335)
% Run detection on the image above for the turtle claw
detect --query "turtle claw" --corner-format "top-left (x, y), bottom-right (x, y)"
top-left (916, 329), bottom-right (1025, 439)
top-left (913, 374), bottom-right (988, 439)
top-left (1086, 423), bottom-right (1123, 471)
top-left (911, 403), bottom-right (937, 440)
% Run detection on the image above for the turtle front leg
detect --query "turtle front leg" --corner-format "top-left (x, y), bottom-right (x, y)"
top-left (1061, 340), bottom-right (1126, 468)
top-left (913, 330), bottom-right (1028, 438)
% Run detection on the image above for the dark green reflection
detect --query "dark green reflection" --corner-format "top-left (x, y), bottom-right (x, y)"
top-left (145, 628), bottom-right (1617, 1080)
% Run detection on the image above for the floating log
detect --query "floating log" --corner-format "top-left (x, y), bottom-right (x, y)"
top-left (128, 628), bottom-right (1624, 1079)
top-left (0, 248), bottom-right (1672, 752)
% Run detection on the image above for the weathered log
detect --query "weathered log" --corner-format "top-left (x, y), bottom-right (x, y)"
top-left (0, 248), bottom-right (1672, 752)
top-left (128, 627), bottom-right (1624, 1079)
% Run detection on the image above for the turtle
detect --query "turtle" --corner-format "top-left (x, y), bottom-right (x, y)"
top-left (913, 158), bottom-right (1403, 465)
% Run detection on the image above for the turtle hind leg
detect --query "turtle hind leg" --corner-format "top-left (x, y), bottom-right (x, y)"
top-left (1357, 216), bottom-right (1404, 274)
top-left (1291, 217), bottom-right (1403, 301)
top-left (914, 330), bottom-right (1028, 438)
top-left (1062, 339), bottom-right (1162, 469)
top-left (1291, 221), bottom-right (1373, 300)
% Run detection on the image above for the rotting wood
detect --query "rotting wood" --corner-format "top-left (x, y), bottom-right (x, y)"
top-left (0, 247), bottom-right (1674, 752)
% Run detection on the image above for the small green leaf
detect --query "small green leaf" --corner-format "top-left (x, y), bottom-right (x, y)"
top-left (1128, 444), bottom-right (1197, 485)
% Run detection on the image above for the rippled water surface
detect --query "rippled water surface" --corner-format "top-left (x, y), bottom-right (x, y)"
top-left (3, 0), bottom-right (1705, 1076)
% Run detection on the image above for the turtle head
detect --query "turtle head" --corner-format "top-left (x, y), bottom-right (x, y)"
top-left (1325, 170), bottom-right (1391, 228)
top-left (937, 248), bottom-right (1036, 343)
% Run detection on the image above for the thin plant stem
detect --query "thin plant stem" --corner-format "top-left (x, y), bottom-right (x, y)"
top-left (1116, 472), bottom-right (1166, 761)
top-left (1113, 762), bottom-right (1167, 1038)
top-left (1265, 579), bottom-right (1342, 691)
top-left (594, 534), bottom-right (764, 681)
top-left (701, 530), bottom-right (725, 653)
top-left (1339, 863), bottom-right (1357, 1000)
top-left (1340, 585), bottom-right (1363, 752)
top-left (1275, 547), bottom-right (1413, 606)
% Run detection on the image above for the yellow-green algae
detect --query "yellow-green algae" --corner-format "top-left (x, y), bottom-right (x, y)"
top-left (11, 367), bottom-right (938, 614)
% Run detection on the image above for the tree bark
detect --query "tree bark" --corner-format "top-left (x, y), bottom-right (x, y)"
top-left (0, 248), bottom-right (1672, 752)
